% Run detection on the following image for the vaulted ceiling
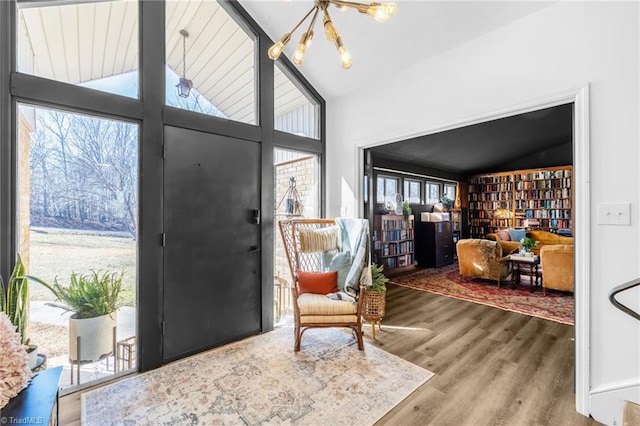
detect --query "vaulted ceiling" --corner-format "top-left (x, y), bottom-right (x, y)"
top-left (18, 0), bottom-right (567, 172)
top-left (239, 1), bottom-right (553, 101)
top-left (241, 1), bottom-right (569, 174)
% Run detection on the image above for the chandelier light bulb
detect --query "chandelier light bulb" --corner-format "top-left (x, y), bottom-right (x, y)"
top-left (268, 33), bottom-right (291, 60)
top-left (305, 30), bottom-right (314, 48)
top-left (292, 44), bottom-right (306, 66)
top-left (292, 32), bottom-right (310, 66)
top-left (335, 38), bottom-right (352, 69)
top-left (366, 2), bottom-right (397, 23)
top-left (338, 46), bottom-right (352, 69)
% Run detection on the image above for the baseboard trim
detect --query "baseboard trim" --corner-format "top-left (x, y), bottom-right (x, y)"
top-left (589, 379), bottom-right (640, 425)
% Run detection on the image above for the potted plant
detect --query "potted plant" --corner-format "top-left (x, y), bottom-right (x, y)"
top-left (0, 254), bottom-right (39, 369)
top-left (402, 201), bottom-right (412, 222)
top-left (520, 236), bottom-right (537, 256)
top-left (363, 263), bottom-right (390, 339)
top-left (440, 195), bottom-right (454, 210)
top-left (27, 270), bottom-right (124, 363)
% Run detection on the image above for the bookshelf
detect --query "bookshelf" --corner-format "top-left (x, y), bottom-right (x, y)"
top-left (468, 166), bottom-right (572, 238)
top-left (372, 214), bottom-right (415, 272)
top-left (449, 208), bottom-right (462, 241)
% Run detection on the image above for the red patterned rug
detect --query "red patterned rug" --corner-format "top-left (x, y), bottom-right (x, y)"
top-left (390, 263), bottom-right (574, 325)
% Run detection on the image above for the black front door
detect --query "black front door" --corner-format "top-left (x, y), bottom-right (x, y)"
top-left (162, 126), bottom-right (261, 362)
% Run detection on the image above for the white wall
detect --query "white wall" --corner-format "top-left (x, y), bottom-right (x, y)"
top-left (326, 2), bottom-right (640, 424)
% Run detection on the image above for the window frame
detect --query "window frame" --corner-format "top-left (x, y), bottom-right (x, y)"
top-left (376, 174), bottom-right (399, 205)
top-left (403, 178), bottom-right (422, 204)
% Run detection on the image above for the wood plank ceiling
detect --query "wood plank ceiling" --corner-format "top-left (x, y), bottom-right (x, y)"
top-left (18, 0), bottom-right (310, 124)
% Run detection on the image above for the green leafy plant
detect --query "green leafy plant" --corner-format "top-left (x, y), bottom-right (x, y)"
top-left (370, 263), bottom-right (390, 292)
top-left (28, 270), bottom-right (125, 319)
top-left (402, 201), bottom-right (412, 221)
top-left (440, 195), bottom-right (454, 209)
top-left (520, 236), bottom-right (537, 252)
top-left (0, 254), bottom-right (30, 345)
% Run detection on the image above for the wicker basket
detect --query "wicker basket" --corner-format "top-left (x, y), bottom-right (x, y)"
top-left (362, 289), bottom-right (386, 322)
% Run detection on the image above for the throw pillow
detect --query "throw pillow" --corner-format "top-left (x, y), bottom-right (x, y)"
top-left (507, 228), bottom-right (526, 243)
top-left (297, 270), bottom-right (338, 295)
top-left (495, 229), bottom-right (511, 241)
top-left (327, 251), bottom-right (351, 291)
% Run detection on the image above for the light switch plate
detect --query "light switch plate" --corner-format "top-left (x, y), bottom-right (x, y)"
top-left (597, 202), bottom-right (631, 225)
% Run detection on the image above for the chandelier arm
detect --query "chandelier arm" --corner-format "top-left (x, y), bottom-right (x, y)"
top-left (287, 4), bottom-right (320, 37)
top-left (307, 6), bottom-right (320, 36)
top-left (322, 5), bottom-right (339, 41)
top-left (328, 0), bottom-right (371, 13)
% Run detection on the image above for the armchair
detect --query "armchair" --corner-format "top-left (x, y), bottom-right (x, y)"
top-left (279, 218), bottom-right (366, 351)
top-left (540, 245), bottom-right (574, 294)
top-left (485, 230), bottom-right (521, 254)
top-left (456, 239), bottom-right (512, 287)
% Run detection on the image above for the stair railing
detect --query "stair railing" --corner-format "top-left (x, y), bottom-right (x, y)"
top-left (608, 278), bottom-right (640, 321)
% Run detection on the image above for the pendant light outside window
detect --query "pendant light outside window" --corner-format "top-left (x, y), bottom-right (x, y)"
top-left (176, 29), bottom-right (193, 98)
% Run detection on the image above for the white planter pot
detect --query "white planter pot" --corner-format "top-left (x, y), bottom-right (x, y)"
top-left (27, 345), bottom-right (38, 370)
top-left (69, 313), bottom-right (116, 363)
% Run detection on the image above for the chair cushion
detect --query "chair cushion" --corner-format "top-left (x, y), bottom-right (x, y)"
top-left (297, 270), bottom-right (338, 295)
top-left (507, 228), bottom-right (526, 242)
top-left (298, 226), bottom-right (338, 252)
top-left (322, 251), bottom-right (352, 291)
top-left (297, 293), bottom-right (358, 315)
top-left (495, 229), bottom-right (511, 241)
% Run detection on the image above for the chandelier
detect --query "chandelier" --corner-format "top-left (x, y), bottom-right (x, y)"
top-left (268, 0), bottom-right (397, 69)
top-left (176, 29), bottom-right (193, 98)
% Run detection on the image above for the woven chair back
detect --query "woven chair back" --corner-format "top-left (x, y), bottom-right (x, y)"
top-left (278, 219), bottom-right (338, 279)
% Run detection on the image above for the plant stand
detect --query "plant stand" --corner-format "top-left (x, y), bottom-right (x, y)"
top-left (362, 289), bottom-right (386, 339)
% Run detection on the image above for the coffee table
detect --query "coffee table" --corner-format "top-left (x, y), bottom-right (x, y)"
top-left (509, 254), bottom-right (542, 292)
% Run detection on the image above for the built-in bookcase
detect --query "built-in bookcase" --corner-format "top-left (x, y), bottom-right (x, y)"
top-left (372, 214), bottom-right (415, 272)
top-left (468, 166), bottom-right (572, 238)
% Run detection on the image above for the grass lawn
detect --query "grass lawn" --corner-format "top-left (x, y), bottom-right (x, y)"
top-left (27, 227), bottom-right (137, 306)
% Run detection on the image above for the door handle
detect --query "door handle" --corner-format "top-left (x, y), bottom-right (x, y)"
top-left (248, 246), bottom-right (260, 253)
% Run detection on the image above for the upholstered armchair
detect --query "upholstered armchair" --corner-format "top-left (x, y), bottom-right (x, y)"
top-left (540, 244), bottom-right (574, 294)
top-left (456, 239), bottom-right (512, 287)
top-left (485, 230), bottom-right (521, 255)
top-left (527, 230), bottom-right (574, 255)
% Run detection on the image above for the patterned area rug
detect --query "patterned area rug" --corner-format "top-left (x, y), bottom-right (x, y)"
top-left (82, 326), bottom-right (433, 425)
top-left (391, 263), bottom-right (574, 325)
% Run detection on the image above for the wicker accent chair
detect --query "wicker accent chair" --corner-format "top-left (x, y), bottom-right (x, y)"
top-left (279, 218), bottom-right (365, 351)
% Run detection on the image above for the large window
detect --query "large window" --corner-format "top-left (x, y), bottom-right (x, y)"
top-left (273, 148), bottom-right (320, 324)
top-left (377, 175), bottom-right (399, 207)
top-left (18, 104), bottom-right (138, 390)
top-left (274, 64), bottom-right (320, 139)
top-left (17, 0), bottom-right (139, 99)
top-left (444, 183), bottom-right (457, 201)
top-left (404, 179), bottom-right (421, 204)
top-left (426, 182), bottom-right (441, 204)
top-left (165, 0), bottom-right (257, 124)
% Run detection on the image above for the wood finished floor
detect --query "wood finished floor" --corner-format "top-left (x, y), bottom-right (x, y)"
top-left (59, 283), bottom-right (601, 426)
